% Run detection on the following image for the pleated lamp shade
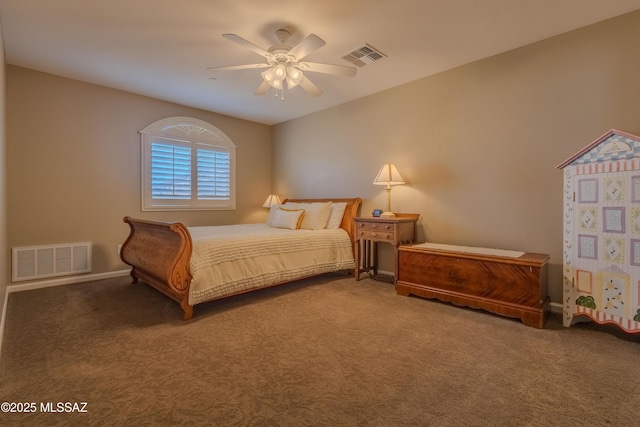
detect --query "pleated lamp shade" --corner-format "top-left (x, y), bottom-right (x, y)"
top-left (262, 194), bottom-right (282, 208)
top-left (372, 164), bottom-right (405, 218)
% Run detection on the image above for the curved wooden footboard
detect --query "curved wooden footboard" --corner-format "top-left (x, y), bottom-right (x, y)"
top-left (121, 216), bottom-right (194, 320)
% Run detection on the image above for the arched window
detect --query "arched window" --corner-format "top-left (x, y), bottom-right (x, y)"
top-left (140, 117), bottom-right (236, 211)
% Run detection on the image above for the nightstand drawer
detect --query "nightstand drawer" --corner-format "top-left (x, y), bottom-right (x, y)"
top-left (356, 222), bottom-right (394, 232)
top-left (357, 230), bottom-right (394, 242)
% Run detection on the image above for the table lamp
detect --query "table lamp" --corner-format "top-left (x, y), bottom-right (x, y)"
top-left (373, 164), bottom-right (405, 218)
top-left (262, 194), bottom-right (281, 208)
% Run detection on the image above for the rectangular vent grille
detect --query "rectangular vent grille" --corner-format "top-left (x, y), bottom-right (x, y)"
top-left (342, 43), bottom-right (386, 68)
top-left (12, 242), bottom-right (92, 282)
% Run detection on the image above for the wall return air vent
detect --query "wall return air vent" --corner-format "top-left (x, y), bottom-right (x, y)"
top-left (341, 43), bottom-right (386, 68)
top-left (12, 242), bottom-right (92, 282)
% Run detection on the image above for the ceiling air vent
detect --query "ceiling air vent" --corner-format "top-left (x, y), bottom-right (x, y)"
top-left (341, 44), bottom-right (386, 68)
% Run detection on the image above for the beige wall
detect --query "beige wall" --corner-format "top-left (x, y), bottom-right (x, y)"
top-left (273, 10), bottom-right (640, 303)
top-left (0, 18), bottom-right (7, 330)
top-left (6, 67), bottom-right (272, 283)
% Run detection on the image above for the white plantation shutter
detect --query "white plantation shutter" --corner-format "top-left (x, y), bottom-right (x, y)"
top-left (141, 117), bottom-right (236, 211)
top-left (196, 144), bottom-right (230, 200)
top-left (151, 142), bottom-right (191, 199)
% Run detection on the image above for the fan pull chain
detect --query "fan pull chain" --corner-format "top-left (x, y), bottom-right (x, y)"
top-left (273, 88), bottom-right (285, 100)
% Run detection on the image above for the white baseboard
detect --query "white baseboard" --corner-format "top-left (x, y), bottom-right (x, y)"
top-left (549, 301), bottom-right (562, 314)
top-left (7, 269), bottom-right (130, 293)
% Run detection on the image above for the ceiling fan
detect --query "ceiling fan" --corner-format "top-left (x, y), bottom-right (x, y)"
top-left (208, 28), bottom-right (357, 97)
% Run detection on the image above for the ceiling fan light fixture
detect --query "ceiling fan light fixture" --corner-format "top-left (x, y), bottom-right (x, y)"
top-left (273, 64), bottom-right (287, 80)
top-left (288, 67), bottom-right (302, 81)
top-left (285, 76), bottom-right (299, 89)
top-left (285, 66), bottom-right (303, 89)
top-left (262, 63), bottom-right (289, 89)
top-left (261, 68), bottom-right (276, 84)
top-left (215, 29), bottom-right (351, 98)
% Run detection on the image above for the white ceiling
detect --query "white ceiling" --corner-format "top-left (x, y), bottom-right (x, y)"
top-left (1, 0), bottom-right (640, 125)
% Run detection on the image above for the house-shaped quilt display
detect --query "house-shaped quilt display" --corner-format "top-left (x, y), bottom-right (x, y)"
top-left (557, 129), bottom-right (640, 332)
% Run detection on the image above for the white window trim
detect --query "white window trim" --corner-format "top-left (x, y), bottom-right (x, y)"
top-left (140, 117), bottom-right (237, 211)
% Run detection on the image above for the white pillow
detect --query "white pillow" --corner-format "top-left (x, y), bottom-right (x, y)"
top-left (266, 204), bottom-right (282, 225)
top-left (326, 202), bottom-right (347, 229)
top-left (283, 202), bottom-right (331, 230)
top-left (270, 208), bottom-right (305, 230)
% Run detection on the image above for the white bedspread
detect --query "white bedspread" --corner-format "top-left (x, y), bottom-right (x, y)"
top-left (187, 223), bottom-right (355, 305)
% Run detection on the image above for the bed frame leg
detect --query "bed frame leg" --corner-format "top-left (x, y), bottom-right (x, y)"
top-left (180, 298), bottom-right (193, 321)
top-left (129, 270), bottom-right (139, 284)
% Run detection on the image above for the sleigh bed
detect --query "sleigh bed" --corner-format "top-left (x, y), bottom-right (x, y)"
top-left (120, 198), bottom-right (361, 320)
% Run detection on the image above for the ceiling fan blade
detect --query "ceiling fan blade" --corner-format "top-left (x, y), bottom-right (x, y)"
top-left (223, 34), bottom-right (270, 58)
top-left (299, 76), bottom-right (323, 97)
top-left (299, 62), bottom-right (357, 77)
top-left (255, 81), bottom-right (271, 96)
top-left (288, 34), bottom-right (326, 60)
top-left (208, 63), bottom-right (271, 72)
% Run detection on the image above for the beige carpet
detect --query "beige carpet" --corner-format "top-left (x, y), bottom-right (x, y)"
top-left (1, 273), bottom-right (640, 426)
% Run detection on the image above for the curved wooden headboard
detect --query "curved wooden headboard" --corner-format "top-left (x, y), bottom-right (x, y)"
top-left (281, 198), bottom-right (362, 241)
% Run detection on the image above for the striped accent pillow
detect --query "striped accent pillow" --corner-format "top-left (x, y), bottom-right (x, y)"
top-left (270, 208), bottom-right (305, 230)
top-left (266, 204), bottom-right (282, 225)
top-left (283, 202), bottom-right (332, 230)
top-left (326, 202), bottom-right (347, 229)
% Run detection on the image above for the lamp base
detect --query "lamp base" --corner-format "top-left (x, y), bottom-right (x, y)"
top-left (379, 211), bottom-right (396, 218)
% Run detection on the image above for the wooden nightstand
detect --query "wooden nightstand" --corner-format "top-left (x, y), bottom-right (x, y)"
top-left (353, 214), bottom-right (419, 283)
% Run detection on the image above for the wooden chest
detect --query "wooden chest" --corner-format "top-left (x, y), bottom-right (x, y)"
top-left (396, 244), bottom-right (550, 328)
